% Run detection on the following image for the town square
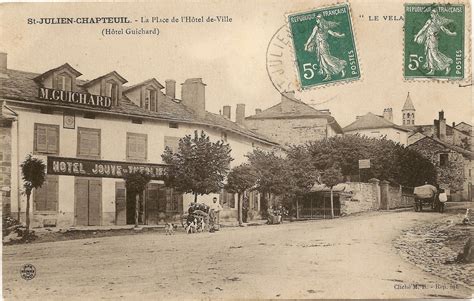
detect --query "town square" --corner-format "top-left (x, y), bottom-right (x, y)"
top-left (0, 1), bottom-right (472, 300)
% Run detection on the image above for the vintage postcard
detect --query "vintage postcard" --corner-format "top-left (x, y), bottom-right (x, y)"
top-left (0, 0), bottom-right (473, 300)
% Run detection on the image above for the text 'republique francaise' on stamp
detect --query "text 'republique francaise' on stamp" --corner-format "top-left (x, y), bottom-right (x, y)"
top-left (287, 3), bottom-right (361, 90)
top-left (404, 3), bottom-right (468, 81)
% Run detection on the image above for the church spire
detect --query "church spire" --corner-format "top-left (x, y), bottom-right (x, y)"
top-left (402, 92), bottom-right (415, 125)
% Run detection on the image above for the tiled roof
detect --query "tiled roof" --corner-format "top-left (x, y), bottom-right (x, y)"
top-left (245, 94), bottom-right (343, 133)
top-left (0, 68), bottom-right (278, 146)
top-left (410, 135), bottom-right (473, 159)
top-left (343, 112), bottom-right (411, 132)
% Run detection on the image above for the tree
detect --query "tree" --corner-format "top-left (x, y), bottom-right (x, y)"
top-left (124, 172), bottom-right (151, 227)
top-left (284, 145), bottom-right (320, 219)
top-left (319, 165), bottom-right (344, 219)
top-left (20, 155), bottom-right (46, 234)
top-left (225, 164), bottom-right (257, 225)
top-left (162, 130), bottom-right (233, 203)
top-left (246, 149), bottom-right (287, 215)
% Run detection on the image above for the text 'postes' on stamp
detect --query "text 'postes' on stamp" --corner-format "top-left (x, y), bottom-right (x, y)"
top-left (404, 4), bottom-right (465, 80)
top-left (288, 4), bottom-right (361, 89)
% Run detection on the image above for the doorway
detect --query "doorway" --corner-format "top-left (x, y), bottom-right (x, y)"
top-left (75, 178), bottom-right (102, 226)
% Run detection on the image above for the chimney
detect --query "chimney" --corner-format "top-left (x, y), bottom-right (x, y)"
top-left (255, 108), bottom-right (262, 115)
top-left (383, 108), bottom-right (393, 122)
top-left (236, 104), bottom-right (245, 125)
top-left (181, 78), bottom-right (206, 117)
top-left (438, 110), bottom-right (446, 141)
top-left (452, 122), bottom-right (456, 128)
top-left (223, 105), bottom-right (231, 119)
top-left (165, 79), bottom-right (176, 99)
top-left (0, 52), bottom-right (7, 70)
top-left (281, 91), bottom-right (296, 112)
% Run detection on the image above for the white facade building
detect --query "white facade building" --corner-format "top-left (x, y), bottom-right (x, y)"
top-left (0, 54), bottom-right (278, 228)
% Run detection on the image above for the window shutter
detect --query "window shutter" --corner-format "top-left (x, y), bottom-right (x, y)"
top-left (34, 182), bottom-right (47, 211)
top-left (35, 125), bottom-right (48, 152)
top-left (47, 126), bottom-right (58, 153)
top-left (47, 176), bottom-right (59, 211)
top-left (79, 129), bottom-right (100, 157)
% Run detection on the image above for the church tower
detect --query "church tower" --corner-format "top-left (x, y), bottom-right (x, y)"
top-left (402, 92), bottom-right (415, 125)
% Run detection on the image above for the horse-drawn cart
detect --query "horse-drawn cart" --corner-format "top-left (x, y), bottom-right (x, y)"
top-left (413, 184), bottom-right (438, 212)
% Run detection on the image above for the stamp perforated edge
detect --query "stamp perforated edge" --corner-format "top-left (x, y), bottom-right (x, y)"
top-left (402, 0), bottom-right (472, 84)
top-left (284, 1), bottom-right (363, 91)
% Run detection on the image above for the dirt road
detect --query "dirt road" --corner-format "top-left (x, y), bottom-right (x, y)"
top-left (3, 211), bottom-right (472, 300)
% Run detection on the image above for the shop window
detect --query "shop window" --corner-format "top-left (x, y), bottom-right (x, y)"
top-left (439, 153), bottom-right (448, 167)
top-left (105, 81), bottom-right (119, 105)
top-left (220, 189), bottom-right (235, 208)
top-left (146, 88), bottom-right (157, 111)
top-left (164, 136), bottom-right (180, 153)
top-left (34, 123), bottom-right (59, 154)
top-left (78, 127), bottom-right (101, 158)
top-left (34, 175), bottom-right (58, 212)
top-left (57, 73), bottom-right (72, 91)
top-left (127, 133), bottom-right (147, 161)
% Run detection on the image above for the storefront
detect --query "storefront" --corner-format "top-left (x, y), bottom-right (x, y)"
top-left (0, 54), bottom-right (278, 228)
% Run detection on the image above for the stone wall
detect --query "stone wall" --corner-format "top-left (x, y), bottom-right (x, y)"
top-left (340, 182), bottom-right (379, 215)
top-left (244, 117), bottom-right (329, 146)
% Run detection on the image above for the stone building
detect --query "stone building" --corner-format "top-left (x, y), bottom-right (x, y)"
top-left (343, 112), bottom-right (411, 145)
top-left (407, 110), bottom-right (473, 201)
top-left (408, 135), bottom-right (472, 201)
top-left (242, 91), bottom-right (343, 146)
top-left (0, 53), bottom-right (279, 228)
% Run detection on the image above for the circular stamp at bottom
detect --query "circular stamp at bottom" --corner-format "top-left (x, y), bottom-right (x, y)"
top-left (20, 264), bottom-right (36, 280)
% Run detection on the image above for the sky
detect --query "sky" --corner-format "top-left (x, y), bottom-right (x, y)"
top-left (0, 0), bottom-right (472, 128)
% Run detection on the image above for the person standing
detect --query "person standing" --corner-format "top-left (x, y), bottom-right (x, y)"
top-left (210, 197), bottom-right (223, 231)
top-left (438, 189), bottom-right (447, 213)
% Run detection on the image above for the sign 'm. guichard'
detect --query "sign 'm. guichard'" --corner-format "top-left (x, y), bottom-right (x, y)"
top-left (47, 156), bottom-right (167, 180)
top-left (38, 87), bottom-right (112, 109)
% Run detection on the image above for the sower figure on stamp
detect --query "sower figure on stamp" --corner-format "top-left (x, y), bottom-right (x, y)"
top-left (304, 14), bottom-right (347, 81)
top-left (414, 9), bottom-right (456, 75)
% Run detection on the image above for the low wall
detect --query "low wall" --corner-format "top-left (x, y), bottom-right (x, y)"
top-left (340, 182), bottom-right (379, 215)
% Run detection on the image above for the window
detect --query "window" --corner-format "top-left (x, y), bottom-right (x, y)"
top-left (221, 132), bottom-right (228, 142)
top-left (34, 123), bottom-right (59, 154)
top-left (105, 81), bottom-right (119, 105)
top-left (165, 188), bottom-right (182, 212)
top-left (439, 153), bottom-right (449, 167)
top-left (164, 136), bottom-right (180, 153)
top-left (57, 73), bottom-right (72, 91)
top-left (220, 189), bottom-right (235, 208)
top-left (34, 175), bottom-right (58, 212)
top-left (78, 127), bottom-right (101, 158)
top-left (169, 122), bottom-right (179, 129)
top-left (146, 88), bottom-right (157, 111)
top-left (127, 133), bottom-right (147, 161)
top-left (131, 119), bottom-right (143, 124)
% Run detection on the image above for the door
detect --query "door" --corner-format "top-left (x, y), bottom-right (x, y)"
top-left (145, 183), bottom-right (160, 224)
top-left (115, 181), bottom-right (127, 225)
top-left (75, 178), bottom-right (102, 226)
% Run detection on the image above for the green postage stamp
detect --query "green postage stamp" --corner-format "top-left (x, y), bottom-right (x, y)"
top-left (404, 4), bottom-right (465, 80)
top-left (288, 4), bottom-right (360, 89)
